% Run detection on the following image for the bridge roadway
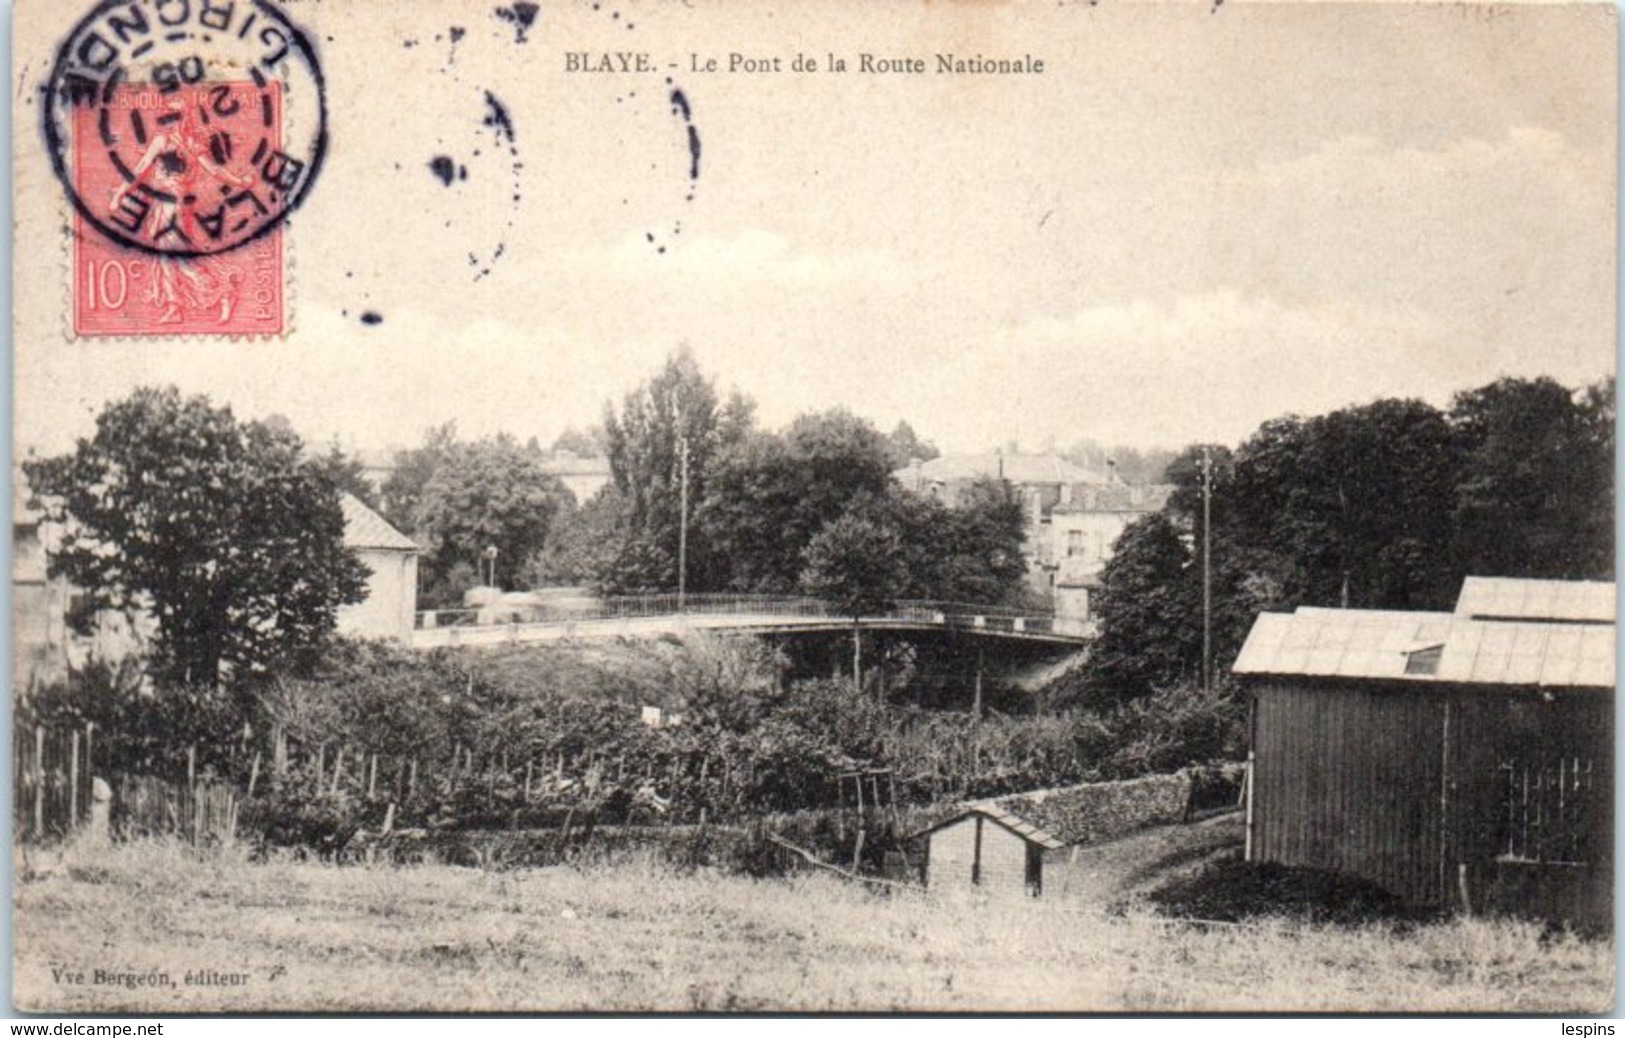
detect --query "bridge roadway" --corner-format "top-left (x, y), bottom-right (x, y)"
top-left (409, 595), bottom-right (1091, 651)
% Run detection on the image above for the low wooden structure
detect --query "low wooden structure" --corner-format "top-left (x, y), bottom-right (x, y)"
top-left (912, 771), bottom-right (1196, 895)
top-left (916, 805), bottom-right (1061, 896)
top-left (1233, 578), bottom-right (1614, 926)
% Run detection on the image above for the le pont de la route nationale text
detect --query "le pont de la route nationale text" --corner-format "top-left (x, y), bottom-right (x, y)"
top-left (565, 51), bottom-right (1046, 75)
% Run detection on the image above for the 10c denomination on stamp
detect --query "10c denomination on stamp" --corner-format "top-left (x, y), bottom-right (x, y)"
top-left (41, 0), bottom-right (327, 337)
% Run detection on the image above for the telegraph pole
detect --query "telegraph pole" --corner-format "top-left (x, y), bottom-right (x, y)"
top-left (677, 431), bottom-right (689, 612)
top-left (1201, 445), bottom-right (1212, 694)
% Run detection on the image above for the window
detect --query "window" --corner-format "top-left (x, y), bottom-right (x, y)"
top-left (1403, 644), bottom-right (1443, 675)
top-left (1496, 756), bottom-right (1600, 865)
top-left (1066, 530), bottom-right (1083, 557)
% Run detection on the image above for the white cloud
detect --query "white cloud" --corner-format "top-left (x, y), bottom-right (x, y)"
top-left (591, 228), bottom-right (907, 289)
top-left (912, 290), bottom-right (1458, 451)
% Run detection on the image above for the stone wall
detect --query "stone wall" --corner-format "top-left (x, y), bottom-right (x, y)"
top-left (986, 771), bottom-right (1193, 847)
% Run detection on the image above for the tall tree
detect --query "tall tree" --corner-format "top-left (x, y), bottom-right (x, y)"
top-left (1225, 399), bottom-right (1461, 609)
top-left (527, 488), bottom-right (630, 588)
top-left (23, 387), bottom-right (367, 689)
top-left (698, 409), bottom-right (895, 593)
top-left (885, 420), bottom-right (940, 468)
top-left (800, 501), bottom-right (908, 688)
top-left (308, 439), bottom-right (381, 511)
top-left (945, 478), bottom-right (1028, 604)
top-left (549, 424), bottom-right (607, 457)
top-left (1078, 512), bottom-right (1202, 703)
top-left (382, 422), bottom-right (459, 534)
top-left (1450, 376), bottom-right (1613, 580)
top-left (600, 349), bottom-right (754, 593)
top-left (415, 435), bottom-right (571, 591)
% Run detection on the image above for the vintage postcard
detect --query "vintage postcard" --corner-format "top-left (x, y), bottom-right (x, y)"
top-left (9, 0), bottom-right (1617, 1016)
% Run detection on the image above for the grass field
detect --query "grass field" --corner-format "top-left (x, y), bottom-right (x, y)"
top-left (12, 831), bottom-right (1614, 1014)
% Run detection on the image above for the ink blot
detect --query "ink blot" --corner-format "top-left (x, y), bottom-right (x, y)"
top-left (494, 3), bottom-right (540, 44)
top-left (360, 311), bottom-right (383, 325)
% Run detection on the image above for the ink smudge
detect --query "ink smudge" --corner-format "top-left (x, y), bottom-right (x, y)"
top-left (360, 311), bottom-right (383, 325)
top-left (483, 92), bottom-right (517, 143)
top-left (429, 155), bottom-right (458, 186)
top-left (494, 3), bottom-right (540, 44)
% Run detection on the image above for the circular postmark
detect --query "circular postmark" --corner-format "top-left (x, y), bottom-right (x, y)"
top-left (42, 0), bottom-right (327, 259)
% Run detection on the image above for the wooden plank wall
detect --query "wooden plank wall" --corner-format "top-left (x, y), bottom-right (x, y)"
top-left (1255, 679), bottom-right (1614, 924)
top-left (1252, 680), bottom-right (1447, 905)
top-left (1450, 690), bottom-right (1613, 924)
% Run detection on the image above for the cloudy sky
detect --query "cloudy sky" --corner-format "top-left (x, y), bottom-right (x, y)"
top-left (14, 0), bottom-right (1617, 457)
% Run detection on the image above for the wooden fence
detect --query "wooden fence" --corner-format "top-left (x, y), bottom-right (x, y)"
top-left (113, 773), bottom-right (239, 844)
top-left (13, 723), bottom-right (94, 842)
top-left (13, 723), bottom-right (238, 846)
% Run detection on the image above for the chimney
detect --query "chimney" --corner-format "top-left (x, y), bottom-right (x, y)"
top-left (1106, 458), bottom-right (1119, 485)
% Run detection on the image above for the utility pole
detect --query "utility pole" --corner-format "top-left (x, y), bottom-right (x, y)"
top-left (1201, 445), bottom-right (1212, 694)
top-left (677, 431), bottom-right (689, 612)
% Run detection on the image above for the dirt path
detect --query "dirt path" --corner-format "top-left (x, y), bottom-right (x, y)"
top-left (1046, 811), bottom-right (1243, 905)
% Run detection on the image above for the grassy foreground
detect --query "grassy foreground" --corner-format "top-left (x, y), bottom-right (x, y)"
top-left (13, 839), bottom-right (1614, 1013)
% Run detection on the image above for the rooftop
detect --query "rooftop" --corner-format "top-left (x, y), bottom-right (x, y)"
top-left (894, 453), bottom-right (1103, 487)
top-left (1051, 483), bottom-right (1174, 514)
top-left (341, 493), bottom-right (420, 552)
top-left (1233, 606), bottom-right (1614, 688)
top-left (1454, 576), bottom-right (1615, 624)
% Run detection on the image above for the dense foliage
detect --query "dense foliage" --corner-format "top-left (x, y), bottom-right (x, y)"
top-left (24, 637), bottom-right (1243, 847)
top-left (22, 387), bottom-right (367, 689)
top-left (1065, 375), bottom-right (1614, 705)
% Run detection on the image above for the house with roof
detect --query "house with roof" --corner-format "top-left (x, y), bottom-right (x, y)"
top-left (892, 453), bottom-right (1172, 605)
top-left (335, 493), bottom-right (421, 643)
top-left (1232, 576), bottom-right (1614, 924)
top-left (912, 772), bottom-right (1194, 896)
top-left (11, 486), bottom-right (422, 689)
top-left (1049, 483), bottom-right (1175, 629)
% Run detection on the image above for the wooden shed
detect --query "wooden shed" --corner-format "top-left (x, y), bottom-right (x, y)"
top-left (915, 805), bottom-right (1063, 896)
top-left (1232, 579), bottom-right (1614, 926)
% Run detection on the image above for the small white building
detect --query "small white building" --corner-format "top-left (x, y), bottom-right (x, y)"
top-left (917, 805), bottom-right (1062, 896)
top-left (335, 494), bottom-right (421, 643)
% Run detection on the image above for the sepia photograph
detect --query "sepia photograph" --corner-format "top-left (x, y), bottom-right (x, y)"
top-left (7, 0), bottom-right (1618, 1015)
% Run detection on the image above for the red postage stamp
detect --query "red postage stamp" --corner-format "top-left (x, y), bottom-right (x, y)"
top-left (71, 82), bottom-right (286, 337)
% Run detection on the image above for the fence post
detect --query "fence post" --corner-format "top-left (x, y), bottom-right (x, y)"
top-left (84, 721), bottom-right (95, 822)
top-left (33, 726), bottom-right (45, 839)
top-left (247, 752), bottom-right (262, 799)
top-left (69, 730), bottom-right (81, 831)
top-left (331, 746), bottom-right (346, 794)
top-left (368, 754), bottom-right (377, 798)
top-left (187, 745), bottom-right (197, 793)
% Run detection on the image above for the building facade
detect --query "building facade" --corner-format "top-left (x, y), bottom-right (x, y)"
top-left (893, 453), bottom-right (1172, 623)
top-left (334, 493), bottom-right (421, 643)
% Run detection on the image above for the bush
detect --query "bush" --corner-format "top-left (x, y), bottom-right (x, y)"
top-left (1146, 858), bottom-right (1444, 926)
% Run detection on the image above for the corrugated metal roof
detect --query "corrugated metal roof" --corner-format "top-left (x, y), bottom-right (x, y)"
top-left (1233, 607), bottom-right (1614, 689)
top-left (341, 493), bottom-right (420, 552)
top-left (1454, 576), bottom-right (1615, 624)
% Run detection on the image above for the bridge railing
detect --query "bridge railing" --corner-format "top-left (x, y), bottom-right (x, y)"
top-left (414, 593), bottom-right (1060, 634)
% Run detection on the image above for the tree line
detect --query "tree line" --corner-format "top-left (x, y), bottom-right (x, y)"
top-left (1063, 375), bottom-right (1614, 708)
top-left (380, 349), bottom-right (1027, 614)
